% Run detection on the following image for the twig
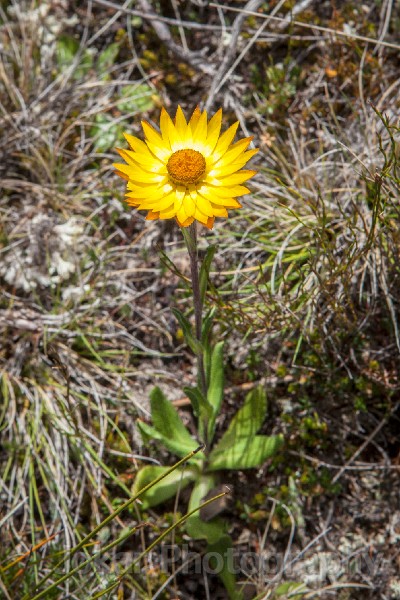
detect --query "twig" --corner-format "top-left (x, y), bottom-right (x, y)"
top-left (209, 2), bottom-right (400, 51)
top-left (205, 0), bottom-right (264, 111)
top-left (136, 0), bottom-right (213, 74)
top-left (91, 0), bottom-right (224, 31)
top-left (331, 413), bottom-right (391, 484)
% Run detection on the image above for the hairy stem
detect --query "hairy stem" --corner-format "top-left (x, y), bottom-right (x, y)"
top-left (183, 223), bottom-right (208, 399)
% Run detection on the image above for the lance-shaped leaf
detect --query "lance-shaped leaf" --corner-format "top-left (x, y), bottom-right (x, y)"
top-left (211, 386), bottom-right (267, 454)
top-left (207, 341), bottom-right (225, 442)
top-left (208, 434), bottom-right (284, 471)
top-left (207, 535), bottom-right (243, 600)
top-left (199, 245), bottom-right (217, 305)
top-left (201, 306), bottom-right (216, 345)
top-left (132, 465), bottom-right (198, 509)
top-left (185, 475), bottom-right (226, 544)
top-left (136, 387), bottom-right (200, 459)
top-left (172, 307), bottom-right (203, 355)
top-left (183, 385), bottom-right (213, 422)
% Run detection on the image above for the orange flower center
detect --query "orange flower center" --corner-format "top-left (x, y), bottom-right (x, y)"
top-left (167, 149), bottom-right (206, 186)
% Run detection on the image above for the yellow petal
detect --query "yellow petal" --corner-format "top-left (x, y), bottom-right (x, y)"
top-left (159, 205), bottom-right (177, 219)
top-left (139, 192), bottom-right (175, 210)
top-left (189, 106), bottom-right (202, 132)
top-left (116, 148), bottom-right (165, 173)
top-left (210, 121), bottom-right (239, 163)
top-left (175, 105), bottom-right (188, 138)
top-left (183, 194), bottom-right (195, 216)
top-left (142, 120), bottom-right (169, 151)
top-left (180, 216), bottom-right (195, 227)
top-left (195, 194), bottom-right (213, 216)
top-left (209, 205), bottom-right (228, 217)
top-left (114, 169), bottom-right (129, 181)
top-left (126, 180), bottom-right (165, 195)
top-left (177, 205), bottom-right (188, 224)
top-left (204, 108), bottom-right (222, 154)
top-left (211, 197), bottom-right (242, 208)
top-left (193, 207), bottom-right (209, 224)
top-left (206, 170), bottom-right (256, 186)
top-left (198, 183), bottom-right (250, 198)
top-left (123, 133), bottom-right (153, 156)
top-left (118, 165), bottom-right (166, 184)
top-left (174, 185), bottom-right (186, 203)
top-left (191, 111), bottom-right (208, 150)
top-left (160, 107), bottom-right (175, 149)
top-left (146, 141), bottom-right (171, 162)
top-left (206, 217), bottom-right (215, 229)
top-left (125, 197), bottom-right (140, 206)
top-left (210, 148), bottom-right (259, 177)
top-left (214, 137), bottom-right (254, 167)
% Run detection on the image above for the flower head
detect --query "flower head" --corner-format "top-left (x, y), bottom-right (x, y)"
top-left (114, 106), bottom-right (258, 229)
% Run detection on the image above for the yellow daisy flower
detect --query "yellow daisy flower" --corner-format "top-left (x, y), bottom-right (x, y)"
top-left (114, 106), bottom-right (258, 229)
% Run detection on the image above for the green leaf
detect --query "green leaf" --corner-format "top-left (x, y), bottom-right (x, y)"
top-left (185, 475), bottom-right (226, 544)
top-left (55, 34), bottom-right (93, 79)
top-left (199, 245), bottom-right (217, 304)
top-left (208, 434), bottom-right (284, 471)
top-left (89, 114), bottom-right (123, 153)
top-left (157, 247), bottom-right (187, 280)
top-left (274, 581), bottom-right (307, 598)
top-left (183, 386), bottom-right (213, 421)
top-left (116, 83), bottom-right (157, 113)
top-left (97, 42), bottom-right (120, 78)
top-left (137, 420), bottom-right (200, 460)
top-left (201, 306), bottom-right (216, 344)
top-left (207, 536), bottom-right (243, 600)
top-left (132, 465), bottom-right (197, 509)
top-left (56, 34), bottom-right (79, 67)
top-left (207, 341), bottom-right (225, 441)
top-left (148, 387), bottom-right (199, 457)
top-left (211, 386), bottom-right (267, 453)
top-left (171, 308), bottom-right (203, 355)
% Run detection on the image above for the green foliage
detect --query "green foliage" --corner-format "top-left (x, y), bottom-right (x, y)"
top-left (273, 581), bottom-right (307, 598)
top-left (137, 293), bottom-right (282, 599)
top-left (117, 83), bottom-right (157, 112)
top-left (250, 60), bottom-right (301, 116)
top-left (200, 245), bottom-right (217, 304)
top-left (206, 340), bottom-right (225, 440)
top-left (150, 386), bottom-right (199, 455)
top-left (211, 384), bottom-right (268, 451)
top-left (209, 434), bottom-right (284, 471)
top-left (97, 42), bottom-right (120, 78)
top-left (185, 475), bottom-right (225, 543)
top-left (132, 465), bottom-right (198, 509)
top-left (171, 307), bottom-right (203, 355)
top-left (56, 34), bottom-right (94, 79)
top-left (207, 535), bottom-right (243, 600)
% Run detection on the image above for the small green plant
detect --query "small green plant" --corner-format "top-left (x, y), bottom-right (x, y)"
top-left (133, 226), bottom-right (283, 599)
top-left (111, 104), bottom-right (284, 598)
top-left (250, 60), bottom-right (301, 117)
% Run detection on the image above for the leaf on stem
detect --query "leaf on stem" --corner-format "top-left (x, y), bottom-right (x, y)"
top-left (206, 341), bottom-right (225, 441)
top-left (132, 465), bottom-right (198, 509)
top-left (199, 245), bottom-right (217, 305)
top-left (136, 387), bottom-right (200, 459)
top-left (210, 386), bottom-right (267, 453)
top-left (208, 434), bottom-right (284, 470)
top-left (172, 307), bottom-right (203, 355)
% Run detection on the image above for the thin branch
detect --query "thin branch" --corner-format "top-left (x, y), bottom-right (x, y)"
top-left (136, 0), bottom-right (213, 74)
top-left (209, 2), bottom-right (400, 51)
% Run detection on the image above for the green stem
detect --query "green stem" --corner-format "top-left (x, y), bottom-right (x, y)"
top-left (182, 223), bottom-right (208, 445)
